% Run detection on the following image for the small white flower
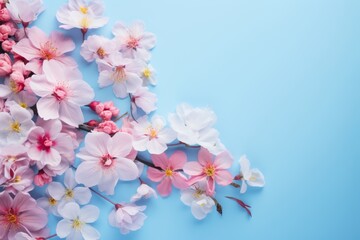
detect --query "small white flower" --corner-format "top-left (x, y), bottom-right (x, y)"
top-left (0, 104), bottom-right (34, 147)
top-left (180, 181), bottom-right (215, 220)
top-left (109, 203), bottom-right (147, 234)
top-left (56, 202), bottom-right (100, 240)
top-left (47, 169), bottom-right (92, 208)
top-left (168, 103), bottom-right (226, 155)
top-left (239, 155), bottom-right (265, 194)
top-left (130, 183), bottom-right (157, 202)
top-left (141, 64), bottom-right (156, 86)
top-left (132, 115), bottom-right (176, 154)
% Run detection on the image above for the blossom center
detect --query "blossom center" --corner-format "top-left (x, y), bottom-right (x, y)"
top-left (37, 134), bottom-right (55, 152)
top-left (48, 197), bottom-right (57, 206)
top-left (10, 121), bottom-right (21, 133)
top-left (204, 165), bottom-right (215, 177)
top-left (127, 37), bottom-right (139, 49)
top-left (250, 176), bottom-right (257, 181)
top-left (9, 80), bottom-right (24, 93)
top-left (13, 175), bottom-right (21, 183)
top-left (165, 168), bottom-right (173, 177)
top-left (40, 41), bottom-right (58, 60)
top-left (112, 66), bottom-right (126, 82)
top-left (147, 127), bottom-right (158, 139)
top-left (79, 6), bottom-right (88, 14)
top-left (97, 47), bottom-right (106, 58)
top-left (6, 209), bottom-right (18, 224)
top-left (193, 188), bottom-right (204, 198)
top-left (72, 218), bottom-right (83, 229)
top-left (143, 68), bottom-right (151, 78)
top-left (5, 155), bottom-right (17, 162)
top-left (100, 154), bottom-right (115, 168)
top-left (65, 189), bottom-right (74, 199)
top-left (53, 86), bottom-right (67, 101)
top-left (80, 16), bottom-right (90, 29)
top-left (19, 102), bottom-right (27, 108)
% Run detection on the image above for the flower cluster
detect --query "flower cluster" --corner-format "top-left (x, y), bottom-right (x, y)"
top-left (0, 0), bottom-right (265, 239)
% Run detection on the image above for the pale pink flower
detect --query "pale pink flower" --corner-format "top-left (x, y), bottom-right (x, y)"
top-left (147, 151), bottom-right (188, 197)
top-left (56, 202), bottom-right (100, 240)
top-left (132, 115), bottom-right (176, 154)
top-left (131, 86), bottom-right (157, 115)
top-left (130, 183), bottom-right (157, 202)
top-left (63, 0), bottom-right (105, 16)
top-left (12, 27), bottom-right (76, 74)
top-left (94, 120), bottom-right (119, 134)
top-left (30, 61), bottom-right (94, 126)
top-left (141, 64), bottom-right (156, 86)
top-left (7, 91), bottom-right (38, 115)
top-left (3, 165), bottom-right (34, 193)
top-left (183, 148), bottom-right (233, 196)
top-left (75, 132), bottom-right (139, 195)
top-left (0, 75), bottom-right (25, 99)
top-left (0, 104), bottom-right (34, 147)
top-left (0, 191), bottom-right (47, 239)
top-left (239, 155), bottom-right (265, 194)
top-left (80, 35), bottom-right (117, 62)
top-left (6, 0), bottom-right (44, 24)
top-left (109, 203), bottom-right (147, 234)
top-left (97, 53), bottom-right (144, 98)
top-left (0, 53), bottom-right (12, 77)
top-left (112, 21), bottom-right (156, 62)
top-left (27, 119), bottom-right (74, 168)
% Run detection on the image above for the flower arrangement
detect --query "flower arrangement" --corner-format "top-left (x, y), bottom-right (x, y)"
top-left (0, 0), bottom-right (265, 239)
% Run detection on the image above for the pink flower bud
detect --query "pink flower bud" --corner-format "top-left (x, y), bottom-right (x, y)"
top-left (4, 21), bottom-right (17, 36)
top-left (1, 39), bottom-right (15, 52)
top-left (0, 24), bottom-right (10, 41)
top-left (34, 170), bottom-right (53, 186)
top-left (99, 110), bottom-right (113, 120)
top-left (95, 102), bottom-right (104, 113)
top-left (86, 119), bottom-right (99, 127)
top-left (95, 120), bottom-right (119, 134)
top-left (0, 8), bottom-right (10, 21)
top-left (88, 100), bottom-right (100, 112)
top-left (0, 53), bottom-right (12, 77)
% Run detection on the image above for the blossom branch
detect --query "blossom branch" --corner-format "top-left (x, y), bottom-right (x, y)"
top-left (89, 187), bottom-right (117, 206)
top-left (167, 142), bottom-right (200, 149)
top-left (226, 196), bottom-right (252, 217)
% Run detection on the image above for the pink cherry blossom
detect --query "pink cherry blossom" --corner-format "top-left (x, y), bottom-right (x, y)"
top-left (183, 148), bottom-right (233, 196)
top-left (27, 119), bottom-right (74, 169)
top-left (0, 191), bottom-right (48, 239)
top-left (12, 27), bottom-right (76, 74)
top-left (3, 165), bottom-right (35, 193)
top-left (130, 183), bottom-right (157, 202)
top-left (109, 203), bottom-right (147, 234)
top-left (112, 21), bottom-right (156, 62)
top-left (75, 132), bottom-right (139, 195)
top-left (0, 75), bottom-right (25, 99)
top-left (97, 53), bottom-right (144, 98)
top-left (131, 86), bottom-right (157, 115)
top-left (6, 0), bottom-right (44, 24)
top-left (80, 35), bottom-right (117, 62)
top-left (147, 151), bottom-right (188, 197)
top-left (0, 143), bottom-right (29, 181)
top-left (30, 60), bottom-right (94, 127)
top-left (132, 115), bottom-right (176, 154)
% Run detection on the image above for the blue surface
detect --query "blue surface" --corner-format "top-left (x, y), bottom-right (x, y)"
top-left (32, 0), bottom-right (360, 239)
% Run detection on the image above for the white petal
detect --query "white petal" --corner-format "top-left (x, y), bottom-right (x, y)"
top-left (79, 205), bottom-right (100, 223)
top-left (81, 224), bottom-right (101, 240)
top-left (58, 202), bottom-right (80, 220)
top-left (73, 187), bottom-right (92, 205)
top-left (56, 219), bottom-right (73, 238)
top-left (64, 168), bottom-right (76, 189)
top-left (47, 182), bottom-right (66, 200)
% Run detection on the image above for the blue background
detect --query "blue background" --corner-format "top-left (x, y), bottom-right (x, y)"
top-left (32, 0), bottom-right (360, 239)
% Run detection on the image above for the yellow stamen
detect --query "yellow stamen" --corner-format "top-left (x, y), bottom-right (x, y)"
top-left (193, 188), bottom-right (203, 198)
top-left (79, 6), bottom-right (88, 14)
top-left (165, 168), bottom-right (173, 177)
top-left (72, 218), bottom-right (83, 229)
top-left (9, 80), bottom-right (18, 92)
top-left (112, 66), bottom-right (126, 82)
top-left (65, 189), bottom-right (74, 199)
top-left (97, 47), bottom-right (106, 58)
top-left (7, 213), bottom-right (17, 223)
top-left (13, 175), bottom-right (21, 183)
top-left (80, 17), bottom-right (90, 29)
top-left (204, 165), bottom-right (215, 177)
top-left (10, 121), bottom-right (21, 133)
top-left (19, 102), bottom-right (27, 108)
top-left (48, 197), bottom-right (57, 206)
top-left (148, 127), bottom-right (158, 139)
top-left (143, 68), bottom-right (151, 78)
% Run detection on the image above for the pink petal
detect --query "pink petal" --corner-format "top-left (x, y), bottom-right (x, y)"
top-left (157, 177), bottom-right (172, 197)
top-left (42, 60), bottom-right (66, 85)
top-left (187, 174), bottom-right (207, 186)
top-left (30, 75), bottom-right (54, 97)
top-left (171, 173), bottom-right (188, 189)
top-left (147, 168), bottom-right (164, 182)
top-left (107, 132), bottom-right (133, 158)
top-left (151, 153), bottom-right (168, 170)
top-left (12, 192), bottom-right (37, 213)
top-left (183, 161), bottom-right (203, 176)
top-left (49, 31), bottom-right (75, 54)
top-left (75, 162), bottom-right (102, 187)
top-left (59, 101), bottom-right (83, 127)
top-left (168, 151), bottom-right (187, 170)
top-left (214, 150), bottom-right (233, 170)
top-left (12, 38), bottom-right (40, 60)
top-left (115, 157), bottom-right (139, 181)
top-left (83, 132), bottom-right (109, 157)
top-left (198, 147), bottom-right (214, 166)
top-left (19, 208), bottom-right (48, 231)
top-left (67, 80), bottom-right (94, 106)
top-left (26, 27), bottom-right (48, 49)
top-left (0, 192), bottom-right (12, 213)
top-left (215, 170), bottom-right (233, 186)
top-left (206, 177), bottom-right (215, 196)
top-left (37, 97), bottom-right (60, 120)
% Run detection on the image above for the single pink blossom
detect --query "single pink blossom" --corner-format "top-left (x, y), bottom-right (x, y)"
top-left (147, 151), bottom-right (188, 197)
top-left (80, 35), bottom-right (117, 62)
top-left (0, 191), bottom-right (48, 239)
top-left (112, 21), bottom-right (156, 62)
top-left (3, 165), bottom-right (35, 193)
top-left (6, 0), bottom-right (44, 24)
top-left (0, 53), bottom-right (12, 77)
top-left (0, 143), bottom-right (29, 181)
top-left (29, 60), bottom-right (94, 126)
top-left (75, 132), bottom-right (139, 195)
top-left (183, 148), bottom-right (233, 196)
top-left (27, 119), bottom-right (74, 169)
top-left (109, 203), bottom-right (147, 234)
top-left (12, 27), bottom-right (76, 74)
